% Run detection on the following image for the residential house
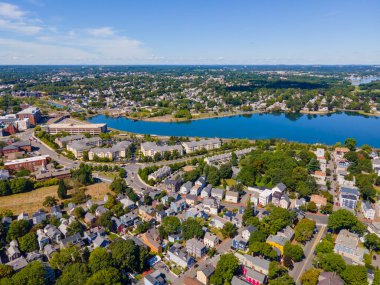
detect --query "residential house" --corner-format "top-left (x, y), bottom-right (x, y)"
top-left (44, 224), bottom-right (62, 244)
top-left (310, 194), bottom-right (328, 209)
top-left (242, 226), bottom-right (257, 241)
top-left (203, 232), bottom-right (220, 248)
top-left (266, 234), bottom-right (289, 254)
top-left (7, 240), bottom-right (21, 261)
top-left (180, 181), bottom-right (193, 195)
top-left (203, 197), bottom-right (220, 215)
top-left (241, 266), bottom-right (267, 285)
top-left (231, 234), bottom-right (248, 250)
top-left (186, 195), bottom-right (198, 207)
top-left (84, 212), bottom-right (96, 225)
top-left (50, 206), bottom-right (62, 219)
top-left (148, 166), bottom-right (172, 181)
top-left (170, 199), bottom-right (187, 213)
top-left (335, 147), bottom-right (350, 158)
top-left (225, 191), bottom-right (239, 203)
top-left (272, 183), bottom-right (286, 194)
top-left (139, 205), bottom-right (155, 221)
top-left (32, 210), bottom-right (46, 225)
top-left (168, 233), bottom-right (183, 243)
top-left (210, 216), bottom-right (228, 229)
top-left (259, 189), bottom-right (272, 206)
top-left (235, 253), bottom-right (270, 275)
top-left (231, 276), bottom-right (250, 285)
top-left (280, 195), bottom-right (290, 209)
top-left (164, 178), bottom-right (182, 192)
top-left (167, 243), bottom-right (195, 269)
top-left (312, 171), bottom-right (327, 185)
top-left (6, 257), bottom-right (28, 272)
top-left (362, 201), bottom-right (375, 220)
top-left (37, 231), bottom-right (50, 250)
top-left (339, 187), bottom-right (360, 210)
top-left (211, 188), bottom-right (224, 200)
top-left (59, 233), bottom-right (84, 249)
top-left (200, 184), bottom-right (213, 198)
top-left (120, 198), bottom-right (136, 210)
top-left (186, 238), bottom-right (207, 258)
top-left (334, 229), bottom-right (369, 265)
top-left (144, 270), bottom-right (166, 285)
top-left (197, 264), bottom-right (215, 285)
top-left (317, 272), bottom-right (344, 285)
top-left (141, 228), bottom-right (162, 254)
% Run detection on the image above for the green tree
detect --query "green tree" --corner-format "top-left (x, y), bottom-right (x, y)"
top-left (109, 239), bottom-right (147, 273)
top-left (0, 180), bottom-right (10, 196)
top-left (56, 263), bottom-right (90, 285)
top-left (10, 261), bottom-right (52, 285)
top-left (43, 196), bottom-right (58, 207)
top-left (210, 253), bottom-right (239, 285)
top-left (67, 220), bottom-right (84, 236)
top-left (294, 219), bottom-right (315, 243)
top-left (57, 179), bottom-right (67, 199)
top-left (84, 267), bottom-right (121, 285)
top-left (307, 202), bottom-right (318, 213)
top-left (317, 252), bottom-right (346, 273)
top-left (269, 273), bottom-right (295, 285)
top-left (222, 222), bottom-right (237, 238)
top-left (307, 158), bottom-right (320, 172)
top-left (300, 268), bottom-right (320, 285)
top-left (340, 265), bottom-right (368, 285)
top-left (72, 164), bottom-right (93, 185)
top-left (110, 178), bottom-right (126, 194)
top-left (50, 247), bottom-right (82, 270)
top-left (88, 248), bottom-right (113, 273)
top-left (10, 178), bottom-right (33, 194)
top-left (0, 264), bottom-right (13, 279)
top-left (182, 218), bottom-right (203, 240)
top-left (364, 233), bottom-right (380, 251)
top-left (206, 166), bottom-right (221, 186)
top-left (249, 242), bottom-right (278, 261)
top-left (73, 206), bottom-right (85, 219)
top-left (98, 211), bottom-right (115, 232)
top-left (284, 242), bottom-right (304, 262)
top-left (161, 216), bottom-right (181, 236)
top-left (315, 239), bottom-right (334, 255)
top-left (219, 163), bottom-right (233, 179)
top-left (6, 219), bottom-right (30, 242)
top-left (268, 261), bottom-right (286, 279)
top-left (328, 209), bottom-right (365, 234)
top-left (19, 232), bottom-right (38, 253)
top-left (344, 138), bottom-right (357, 151)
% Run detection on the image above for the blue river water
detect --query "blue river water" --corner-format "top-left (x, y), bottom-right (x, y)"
top-left (87, 112), bottom-right (380, 147)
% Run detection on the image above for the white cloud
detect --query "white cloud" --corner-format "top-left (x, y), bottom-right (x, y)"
top-left (0, 2), bottom-right (151, 64)
top-left (0, 2), bottom-right (25, 19)
top-left (0, 2), bottom-right (43, 35)
top-left (87, 27), bottom-right (115, 37)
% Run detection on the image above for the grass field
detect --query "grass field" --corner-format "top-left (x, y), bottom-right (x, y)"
top-left (0, 182), bottom-right (111, 215)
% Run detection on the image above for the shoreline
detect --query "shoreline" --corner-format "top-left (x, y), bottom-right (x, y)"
top-left (94, 108), bottom-right (380, 123)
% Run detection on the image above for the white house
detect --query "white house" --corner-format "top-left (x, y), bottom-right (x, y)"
top-left (259, 189), bottom-right (272, 206)
top-left (362, 201), bottom-right (375, 220)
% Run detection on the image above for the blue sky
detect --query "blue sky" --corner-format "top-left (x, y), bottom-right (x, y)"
top-left (0, 0), bottom-right (379, 64)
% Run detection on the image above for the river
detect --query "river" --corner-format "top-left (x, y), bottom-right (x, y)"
top-left (87, 112), bottom-right (380, 147)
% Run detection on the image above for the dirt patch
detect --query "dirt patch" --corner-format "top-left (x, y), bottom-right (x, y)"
top-left (0, 182), bottom-right (111, 215)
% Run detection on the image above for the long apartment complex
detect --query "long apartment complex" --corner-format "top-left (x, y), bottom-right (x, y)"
top-left (88, 141), bottom-right (131, 161)
top-left (44, 123), bottom-right (107, 135)
top-left (141, 138), bottom-right (221, 157)
top-left (141, 142), bottom-right (184, 157)
top-left (182, 138), bottom-right (221, 153)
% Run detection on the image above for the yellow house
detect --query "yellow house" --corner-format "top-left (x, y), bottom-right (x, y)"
top-left (266, 235), bottom-right (288, 254)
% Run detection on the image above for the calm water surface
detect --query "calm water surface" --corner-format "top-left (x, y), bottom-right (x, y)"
top-left (88, 112), bottom-right (380, 147)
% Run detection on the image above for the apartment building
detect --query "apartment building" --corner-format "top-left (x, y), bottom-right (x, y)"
top-left (4, 155), bottom-right (50, 172)
top-left (140, 142), bottom-right (183, 157)
top-left (45, 123), bottom-right (107, 135)
top-left (17, 106), bottom-right (41, 125)
top-left (88, 141), bottom-right (131, 161)
top-left (182, 138), bottom-right (221, 154)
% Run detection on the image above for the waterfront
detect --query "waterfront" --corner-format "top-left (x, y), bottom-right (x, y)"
top-left (88, 112), bottom-right (380, 147)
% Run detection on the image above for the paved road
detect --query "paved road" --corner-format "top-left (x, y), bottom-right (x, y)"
top-left (290, 225), bottom-right (327, 284)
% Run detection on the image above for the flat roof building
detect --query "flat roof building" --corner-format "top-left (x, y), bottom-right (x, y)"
top-left (45, 123), bottom-right (107, 135)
